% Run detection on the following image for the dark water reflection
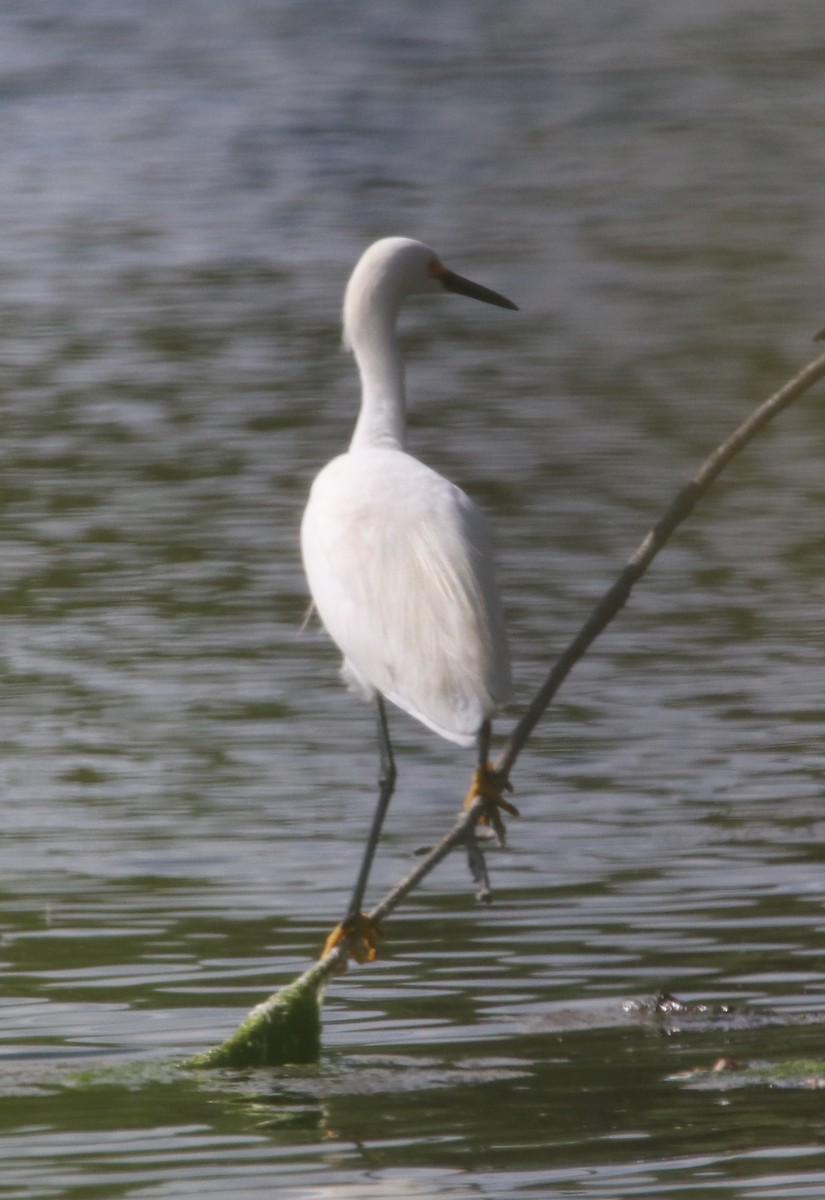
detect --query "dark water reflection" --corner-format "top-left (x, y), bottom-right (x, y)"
top-left (2, 0), bottom-right (825, 1196)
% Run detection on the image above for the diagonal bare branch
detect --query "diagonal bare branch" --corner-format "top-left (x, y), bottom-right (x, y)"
top-left (494, 348), bottom-right (825, 781)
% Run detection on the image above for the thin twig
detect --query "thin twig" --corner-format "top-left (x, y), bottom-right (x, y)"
top-left (304, 798), bottom-right (488, 985)
top-left (368, 797), bottom-right (487, 925)
top-left (494, 349), bottom-right (825, 781)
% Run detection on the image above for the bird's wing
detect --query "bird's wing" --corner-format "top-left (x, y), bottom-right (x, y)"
top-left (301, 449), bottom-right (511, 746)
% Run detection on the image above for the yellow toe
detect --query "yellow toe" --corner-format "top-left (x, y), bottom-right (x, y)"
top-left (322, 913), bottom-right (382, 964)
top-left (463, 763), bottom-right (519, 821)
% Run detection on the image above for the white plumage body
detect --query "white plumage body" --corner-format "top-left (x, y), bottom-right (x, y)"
top-left (302, 445), bottom-right (511, 745)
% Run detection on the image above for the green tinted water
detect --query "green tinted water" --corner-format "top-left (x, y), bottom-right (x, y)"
top-left (2, 2), bottom-right (825, 1196)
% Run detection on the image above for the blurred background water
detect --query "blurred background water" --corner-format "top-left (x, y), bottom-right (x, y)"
top-left (2, 1), bottom-right (825, 1197)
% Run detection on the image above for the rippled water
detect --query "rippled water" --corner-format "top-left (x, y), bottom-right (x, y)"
top-left (2, 1), bottom-right (825, 1197)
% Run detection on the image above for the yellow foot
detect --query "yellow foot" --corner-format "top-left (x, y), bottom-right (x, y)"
top-left (463, 764), bottom-right (519, 833)
top-left (321, 913), bottom-right (382, 964)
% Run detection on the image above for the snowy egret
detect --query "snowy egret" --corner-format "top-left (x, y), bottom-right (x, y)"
top-left (301, 237), bottom-right (517, 958)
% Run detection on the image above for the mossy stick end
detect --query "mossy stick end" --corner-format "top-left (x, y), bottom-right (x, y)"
top-left (186, 969), bottom-right (325, 1069)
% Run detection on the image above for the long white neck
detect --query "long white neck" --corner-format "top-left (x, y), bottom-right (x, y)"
top-left (344, 278), bottom-right (407, 452)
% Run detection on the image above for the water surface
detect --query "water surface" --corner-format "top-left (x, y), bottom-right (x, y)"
top-left (2, 1), bottom-right (825, 1197)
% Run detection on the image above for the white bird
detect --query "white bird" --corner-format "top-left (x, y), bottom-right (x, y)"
top-left (301, 237), bottom-right (517, 955)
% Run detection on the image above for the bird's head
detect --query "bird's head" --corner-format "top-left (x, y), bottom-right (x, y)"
top-left (343, 237), bottom-right (517, 350)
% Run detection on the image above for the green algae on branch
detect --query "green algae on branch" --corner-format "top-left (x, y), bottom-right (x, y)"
top-left (670, 1056), bottom-right (825, 1091)
top-left (187, 969), bottom-right (325, 1069)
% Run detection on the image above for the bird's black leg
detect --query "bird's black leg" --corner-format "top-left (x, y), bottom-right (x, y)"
top-left (477, 718), bottom-right (492, 773)
top-left (343, 694), bottom-right (397, 925)
top-left (466, 719), bottom-right (494, 900)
